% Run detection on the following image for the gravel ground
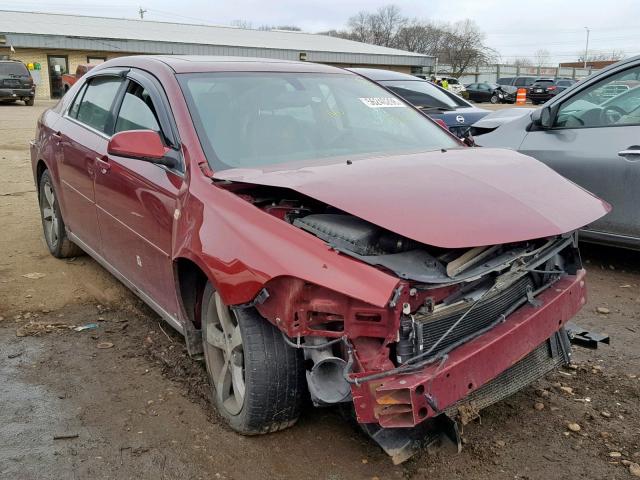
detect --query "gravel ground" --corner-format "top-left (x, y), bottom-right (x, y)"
top-left (1, 100), bottom-right (639, 480)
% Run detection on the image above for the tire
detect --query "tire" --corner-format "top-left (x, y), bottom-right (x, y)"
top-left (24, 97), bottom-right (34, 106)
top-left (532, 100), bottom-right (540, 105)
top-left (490, 94), bottom-right (499, 104)
top-left (38, 169), bottom-right (83, 258)
top-left (201, 283), bottom-right (305, 434)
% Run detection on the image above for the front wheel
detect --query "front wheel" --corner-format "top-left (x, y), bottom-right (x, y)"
top-left (38, 169), bottom-right (83, 258)
top-left (490, 94), bottom-right (499, 104)
top-left (201, 283), bottom-right (305, 434)
top-left (24, 97), bottom-right (34, 106)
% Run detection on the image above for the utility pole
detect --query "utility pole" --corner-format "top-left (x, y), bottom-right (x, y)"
top-left (583, 27), bottom-right (590, 69)
top-left (138, 7), bottom-right (147, 19)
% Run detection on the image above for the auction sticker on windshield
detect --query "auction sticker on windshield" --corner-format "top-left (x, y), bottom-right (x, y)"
top-left (359, 97), bottom-right (406, 108)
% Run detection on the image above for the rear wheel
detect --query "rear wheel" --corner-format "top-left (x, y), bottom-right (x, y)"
top-left (201, 283), bottom-right (305, 434)
top-left (38, 169), bottom-right (83, 258)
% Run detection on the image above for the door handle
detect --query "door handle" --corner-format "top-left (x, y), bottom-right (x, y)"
top-left (95, 156), bottom-right (111, 174)
top-left (52, 131), bottom-right (62, 145)
top-left (618, 148), bottom-right (640, 161)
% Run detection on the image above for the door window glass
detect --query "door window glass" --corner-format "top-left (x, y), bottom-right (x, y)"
top-left (115, 81), bottom-right (161, 134)
top-left (68, 83), bottom-right (88, 119)
top-left (76, 77), bottom-right (122, 134)
top-left (554, 66), bottom-right (640, 128)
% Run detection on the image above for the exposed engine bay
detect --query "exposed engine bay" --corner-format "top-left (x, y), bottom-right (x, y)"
top-left (219, 181), bottom-right (588, 462)
top-left (228, 183), bottom-right (581, 365)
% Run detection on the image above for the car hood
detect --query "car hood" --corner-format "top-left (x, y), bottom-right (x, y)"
top-left (430, 106), bottom-right (490, 127)
top-left (213, 148), bottom-right (610, 248)
top-left (472, 107), bottom-right (535, 130)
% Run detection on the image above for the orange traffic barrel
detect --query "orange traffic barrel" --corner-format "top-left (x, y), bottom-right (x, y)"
top-left (516, 88), bottom-right (527, 105)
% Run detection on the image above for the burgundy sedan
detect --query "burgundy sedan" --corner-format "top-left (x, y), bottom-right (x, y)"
top-left (30, 56), bottom-right (608, 461)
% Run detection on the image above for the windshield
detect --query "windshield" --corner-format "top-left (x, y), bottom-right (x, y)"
top-left (379, 80), bottom-right (466, 110)
top-left (0, 62), bottom-right (29, 77)
top-left (179, 72), bottom-right (460, 171)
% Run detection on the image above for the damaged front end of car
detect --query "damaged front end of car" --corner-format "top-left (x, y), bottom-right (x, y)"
top-left (219, 181), bottom-right (589, 463)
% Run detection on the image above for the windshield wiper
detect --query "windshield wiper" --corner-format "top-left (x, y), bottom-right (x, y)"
top-left (417, 105), bottom-right (455, 112)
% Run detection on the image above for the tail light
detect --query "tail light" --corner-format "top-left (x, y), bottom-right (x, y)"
top-left (547, 86), bottom-right (557, 91)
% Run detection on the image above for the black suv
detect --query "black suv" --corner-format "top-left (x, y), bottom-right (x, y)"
top-left (0, 60), bottom-right (35, 106)
top-left (496, 76), bottom-right (537, 89)
top-left (528, 78), bottom-right (577, 105)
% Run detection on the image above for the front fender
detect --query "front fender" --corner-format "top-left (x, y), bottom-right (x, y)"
top-left (173, 184), bottom-right (400, 308)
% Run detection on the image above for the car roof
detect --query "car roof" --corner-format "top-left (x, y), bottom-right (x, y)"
top-left (347, 67), bottom-right (424, 82)
top-left (126, 55), bottom-right (349, 74)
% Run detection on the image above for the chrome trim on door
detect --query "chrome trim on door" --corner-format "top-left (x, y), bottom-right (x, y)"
top-left (67, 231), bottom-right (184, 335)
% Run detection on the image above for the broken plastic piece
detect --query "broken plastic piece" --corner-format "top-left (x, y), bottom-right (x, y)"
top-left (73, 323), bottom-right (99, 332)
top-left (565, 322), bottom-right (610, 349)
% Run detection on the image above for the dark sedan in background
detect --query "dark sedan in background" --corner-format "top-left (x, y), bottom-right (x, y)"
top-left (349, 68), bottom-right (490, 138)
top-left (465, 82), bottom-right (516, 104)
top-left (476, 55), bottom-right (640, 250)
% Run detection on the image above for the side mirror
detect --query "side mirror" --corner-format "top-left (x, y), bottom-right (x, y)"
top-left (532, 105), bottom-right (555, 129)
top-left (108, 130), bottom-right (176, 168)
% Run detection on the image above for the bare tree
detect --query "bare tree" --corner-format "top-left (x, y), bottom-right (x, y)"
top-left (436, 20), bottom-right (496, 77)
top-left (229, 19), bottom-right (253, 29)
top-left (258, 24), bottom-right (302, 31)
top-left (533, 49), bottom-right (551, 67)
top-left (512, 57), bottom-right (533, 67)
top-left (326, 5), bottom-right (493, 77)
top-left (394, 20), bottom-right (444, 56)
top-left (577, 49), bottom-right (625, 63)
top-left (347, 5), bottom-right (405, 47)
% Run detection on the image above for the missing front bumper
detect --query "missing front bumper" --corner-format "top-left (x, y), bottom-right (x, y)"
top-left (365, 330), bottom-right (570, 463)
top-left (351, 270), bottom-right (586, 428)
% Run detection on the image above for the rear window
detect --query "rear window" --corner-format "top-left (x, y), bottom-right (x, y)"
top-left (533, 80), bottom-right (554, 85)
top-left (380, 79), bottom-right (467, 109)
top-left (516, 77), bottom-right (536, 86)
top-left (0, 62), bottom-right (29, 76)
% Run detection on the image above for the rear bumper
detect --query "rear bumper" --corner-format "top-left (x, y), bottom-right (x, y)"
top-left (529, 93), bottom-right (555, 102)
top-left (351, 270), bottom-right (586, 428)
top-left (0, 88), bottom-right (34, 99)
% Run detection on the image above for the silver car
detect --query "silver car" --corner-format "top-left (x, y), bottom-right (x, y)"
top-left (476, 56), bottom-right (640, 250)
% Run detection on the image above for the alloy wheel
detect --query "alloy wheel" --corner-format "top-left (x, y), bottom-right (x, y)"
top-left (40, 180), bottom-right (59, 249)
top-left (203, 292), bottom-right (246, 416)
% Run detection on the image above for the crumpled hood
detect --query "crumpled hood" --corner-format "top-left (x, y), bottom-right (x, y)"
top-left (472, 107), bottom-right (535, 130)
top-left (213, 148), bottom-right (610, 248)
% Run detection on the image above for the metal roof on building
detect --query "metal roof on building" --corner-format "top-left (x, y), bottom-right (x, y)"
top-left (0, 10), bottom-right (432, 66)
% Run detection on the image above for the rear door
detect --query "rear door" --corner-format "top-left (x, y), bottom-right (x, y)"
top-left (58, 74), bottom-right (125, 252)
top-left (477, 83), bottom-right (492, 101)
top-left (466, 84), bottom-right (479, 101)
top-left (94, 70), bottom-right (183, 316)
top-left (519, 64), bottom-right (640, 239)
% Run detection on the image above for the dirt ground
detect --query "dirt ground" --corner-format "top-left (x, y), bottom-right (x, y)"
top-left (1, 100), bottom-right (639, 480)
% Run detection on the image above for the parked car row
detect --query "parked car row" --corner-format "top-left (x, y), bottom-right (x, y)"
top-left (475, 55), bottom-right (640, 250)
top-left (349, 68), bottom-right (489, 138)
top-left (31, 55), bottom-right (607, 463)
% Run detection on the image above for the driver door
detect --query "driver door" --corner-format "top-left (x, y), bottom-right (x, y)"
top-left (519, 64), bottom-right (640, 240)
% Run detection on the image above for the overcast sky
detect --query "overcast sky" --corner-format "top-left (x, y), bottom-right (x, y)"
top-left (2, 0), bottom-right (640, 64)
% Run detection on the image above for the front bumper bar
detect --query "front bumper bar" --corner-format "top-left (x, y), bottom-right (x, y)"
top-left (351, 270), bottom-right (586, 428)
